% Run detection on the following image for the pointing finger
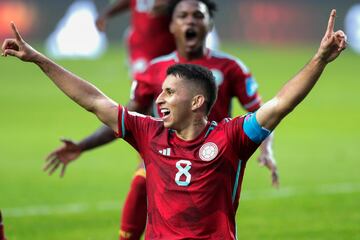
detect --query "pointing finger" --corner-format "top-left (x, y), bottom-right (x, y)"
top-left (325, 9), bottom-right (336, 37)
top-left (10, 22), bottom-right (23, 41)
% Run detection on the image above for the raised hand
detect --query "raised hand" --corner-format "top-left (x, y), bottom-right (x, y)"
top-left (1, 22), bottom-right (40, 62)
top-left (44, 139), bottom-right (82, 177)
top-left (317, 9), bottom-right (347, 63)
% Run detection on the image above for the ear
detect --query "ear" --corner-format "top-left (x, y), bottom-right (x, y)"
top-left (191, 95), bottom-right (206, 111)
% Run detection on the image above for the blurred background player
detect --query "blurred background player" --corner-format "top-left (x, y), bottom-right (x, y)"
top-left (0, 211), bottom-right (6, 240)
top-left (96, 0), bottom-right (219, 76)
top-left (45, 0), bottom-right (277, 239)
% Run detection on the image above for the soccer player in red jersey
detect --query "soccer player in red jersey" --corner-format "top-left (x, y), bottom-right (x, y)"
top-left (131, 0), bottom-right (279, 211)
top-left (46, 1), bottom-right (221, 239)
top-left (2, 8), bottom-right (346, 239)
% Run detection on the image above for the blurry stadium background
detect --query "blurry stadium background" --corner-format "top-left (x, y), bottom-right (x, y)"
top-left (1, 0), bottom-right (360, 45)
top-left (0, 0), bottom-right (359, 239)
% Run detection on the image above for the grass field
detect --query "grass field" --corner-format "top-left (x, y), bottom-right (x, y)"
top-left (1, 44), bottom-right (359, 239)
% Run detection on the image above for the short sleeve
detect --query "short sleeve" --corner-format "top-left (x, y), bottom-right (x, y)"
top-left (243, 112), bottom-right (271, 144)
top-left (225, 113), bottom-right (270, 161)
top-left (115, 105), bottom-right (160, 152)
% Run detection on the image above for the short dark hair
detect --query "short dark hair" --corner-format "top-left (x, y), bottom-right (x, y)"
top-left (167, 63), bottom-right (217, 114)
top-left (167, 0), bottom-right (217, 18)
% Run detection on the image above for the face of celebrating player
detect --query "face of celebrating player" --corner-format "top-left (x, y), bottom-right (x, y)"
top-left (156, 75), bottom-right (197, 131)
top-left (170, 0), bottom-right (212, 58)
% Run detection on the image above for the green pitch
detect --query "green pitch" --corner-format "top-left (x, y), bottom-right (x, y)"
top-left (1, 44), bottom-right (359, 239)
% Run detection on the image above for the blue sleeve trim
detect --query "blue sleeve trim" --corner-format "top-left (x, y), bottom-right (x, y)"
top-left (121, 107), bottom-right (126, 138)
top-left (243, 112), bottom-right (271, 144)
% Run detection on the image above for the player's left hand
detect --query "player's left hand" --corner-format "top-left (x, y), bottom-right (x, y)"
top-left (258, 134), bottom-right (279, 188)
top-left (1, 22), bottom-right (40, 62)
top-left (316, 9), bottom-right (347, 63)
top-left (44, 138), bottom-right (82, 177)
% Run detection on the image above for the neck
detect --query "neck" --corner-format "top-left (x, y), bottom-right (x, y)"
top-left (175, 117), bottom-right (208, 141)
top-left (178, 46), bottom-right (207, 61)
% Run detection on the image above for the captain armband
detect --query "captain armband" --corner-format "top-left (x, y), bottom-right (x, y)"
top-left (243, 112), bottom-right (271, 144)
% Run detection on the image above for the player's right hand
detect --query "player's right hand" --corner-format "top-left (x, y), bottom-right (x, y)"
top-left (1, 22), bottom-right (40, 62)
top-left (95, 16), bottom-right (107, 32)
top-left (44, 138), bottom-right (82, 177)
top-left (316, 9), bottom-right (347, 63)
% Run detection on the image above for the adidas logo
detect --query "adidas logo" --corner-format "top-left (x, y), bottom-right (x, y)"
top-left (159, 148), bottom-right (171, 156)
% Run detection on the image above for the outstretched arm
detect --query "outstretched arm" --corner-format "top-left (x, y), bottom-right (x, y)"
top-left (2, 22), bottom-right (119, 132)
top-left (256, 9), bottom-right (347, 130)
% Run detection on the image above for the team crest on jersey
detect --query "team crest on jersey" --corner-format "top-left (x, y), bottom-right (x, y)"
top-left (199, 142), bottom-right (218, 161)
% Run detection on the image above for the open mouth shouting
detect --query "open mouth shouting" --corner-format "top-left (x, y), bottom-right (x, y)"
top-left (160, 108), bottom-right (171, 120)
top-left (184, 28), bottom-right (199, 46)
top-left (185, 28), bottom-right (197, 40)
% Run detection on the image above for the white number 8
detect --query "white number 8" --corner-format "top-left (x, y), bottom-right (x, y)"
top-left (175, 160), bottom-right (192, 186)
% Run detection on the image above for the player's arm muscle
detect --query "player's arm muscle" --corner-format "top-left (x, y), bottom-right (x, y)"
top-left (256, 57), bottom-right (326, 131)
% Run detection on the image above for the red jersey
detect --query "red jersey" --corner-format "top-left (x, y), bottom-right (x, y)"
top-left (116, 106), bottom-right (261, 239)
top-left (133, 49), bottom-right (262, 122)
top-left (127, 0), bottom-right (175, 74)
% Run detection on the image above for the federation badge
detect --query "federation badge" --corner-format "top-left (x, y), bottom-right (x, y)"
top-left (199, 142), bottom-right (218, 161)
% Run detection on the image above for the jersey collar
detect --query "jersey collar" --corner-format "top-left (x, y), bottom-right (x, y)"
top-left (169, 121), bottom-right (216, 147)
top-left (175, 48), bottom-right (212, 63)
